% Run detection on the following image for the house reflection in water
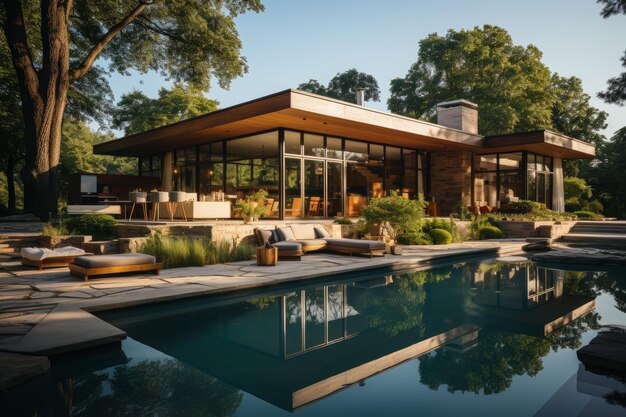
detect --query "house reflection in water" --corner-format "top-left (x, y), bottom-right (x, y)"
top-left (103, 260), bottom-right (595, 411)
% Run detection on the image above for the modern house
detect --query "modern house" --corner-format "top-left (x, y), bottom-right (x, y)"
top-left (94, 89), bottom-right (595, 219)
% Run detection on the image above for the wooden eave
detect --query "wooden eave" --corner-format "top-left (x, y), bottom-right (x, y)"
top-left (482, 130), bottom-right (596, 159)
top-left (94, 89), bottom-right (484, 157)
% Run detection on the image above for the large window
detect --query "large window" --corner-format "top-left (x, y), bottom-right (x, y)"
top-left (474, 152), bottom-right (553, 209)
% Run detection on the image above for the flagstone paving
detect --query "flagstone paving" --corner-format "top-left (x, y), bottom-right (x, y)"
top-left (0, 240), bottom-right (525, 389)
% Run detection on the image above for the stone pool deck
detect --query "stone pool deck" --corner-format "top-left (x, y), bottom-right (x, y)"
top-left (0, 239), bottom-right (524, 390)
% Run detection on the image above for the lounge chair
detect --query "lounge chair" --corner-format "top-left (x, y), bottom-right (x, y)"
top-left (20, 246), bottom-right (91, 270)
top-left (69, 253), bottom-right (162, 282)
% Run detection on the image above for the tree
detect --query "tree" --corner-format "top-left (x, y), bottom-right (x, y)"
top-left (388, 25), bottom-right (554, 135)
top-left (597, 0), bottom-right (626, 105)
top-left (588, 127), bottom-right (626, 218)
top-left (0, 1), bottom-right (264, 220)
top-left (112, 84), bottom-right (219, 136)
top-left (298, 68), bottom-right (381, 103)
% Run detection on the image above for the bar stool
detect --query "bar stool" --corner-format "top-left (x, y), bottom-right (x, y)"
top-left (150, 191), bottom-right (170, 221)
top-left (169, 191), bottom-right (187, 221)
top-left (128, 192), bottom-right (148, 221)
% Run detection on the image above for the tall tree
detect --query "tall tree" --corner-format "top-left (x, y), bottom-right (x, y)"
top-left (550, 74), bottom-right (608, 176)
top-left (388, 25), bottom-right (554, 136)
top-left (589, 127), bottom-right (626, 218)
top-left (597, 0), bottom-right (626, 105)
top-left (112, 84), bottom-right (219, 136)
top-left (0, 1), bottom-right (263, 220)
top-left (298, 68), bottom-right (381, 103)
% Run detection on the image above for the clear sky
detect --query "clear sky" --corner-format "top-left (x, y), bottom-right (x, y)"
top-left (104, 0), bottom-right (626, 137)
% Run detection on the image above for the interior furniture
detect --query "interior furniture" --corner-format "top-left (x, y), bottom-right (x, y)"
top-left (66, 205), bottom-right (121, 216)
top-left (163, 201), bottom-right (231, 220)
top-left (128, 192), bottom-right (148, 221)
top-left (348, 195), bottom-right (367, 217)
top-left (20, 246), bottom-right (92, 270)
top-left (150, 191), bottom-right (170, 221)
top-left (284, 197), bottom-right (302, 217)
top-left (169, 191), bottom-right (187, 221)
top-left (69, 253), bottom-right (162, 282)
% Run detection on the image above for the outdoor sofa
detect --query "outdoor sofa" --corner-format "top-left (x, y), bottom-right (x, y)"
top-left (254, 224), bottom-right (386, 260)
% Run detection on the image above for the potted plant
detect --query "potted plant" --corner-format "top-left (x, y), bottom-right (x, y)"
top-left (234, 189), bottom-right (269, 224)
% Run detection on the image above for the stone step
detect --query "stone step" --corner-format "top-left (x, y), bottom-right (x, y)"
top-left (561, 233), bottom-right (626, 248)
top-left (570, 226), bottom-right (626, 234)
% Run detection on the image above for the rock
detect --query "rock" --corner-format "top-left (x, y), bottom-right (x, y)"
top-left (523, 241), bottom-right (552, 252)
top-left (577, 326), bottom-right (626, 372)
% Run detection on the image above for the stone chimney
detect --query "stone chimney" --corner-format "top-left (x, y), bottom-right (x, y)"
top-left (436, 99), bottom-right (478, 134)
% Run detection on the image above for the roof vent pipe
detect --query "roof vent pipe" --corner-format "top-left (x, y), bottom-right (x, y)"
top-left (356, 88), bottom-right (366, 106)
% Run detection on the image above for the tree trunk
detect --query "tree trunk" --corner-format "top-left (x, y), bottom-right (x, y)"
top-left (4, 154), bottom-right (16, 214)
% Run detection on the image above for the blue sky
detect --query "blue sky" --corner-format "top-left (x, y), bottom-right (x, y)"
top-left (105, 0), bottom-right (626, 137)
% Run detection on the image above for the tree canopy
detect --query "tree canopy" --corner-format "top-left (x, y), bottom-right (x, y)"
top-left (112, 84), bottom-right (219, 136)
top-left (597, 0), bottom-right (626, 105)
top-left (298, 68), bottom-right (381, 103)
top-left (388, 25), bottom-right (554, 136)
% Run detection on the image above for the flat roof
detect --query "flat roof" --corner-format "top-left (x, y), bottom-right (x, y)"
top-left (94, 89), bottom-right (595, 159)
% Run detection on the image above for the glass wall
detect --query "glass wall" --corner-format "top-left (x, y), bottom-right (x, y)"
top-left (140, 128), bottom-right (429, 219)
top-left (474, 152), bottom-right (553, 209)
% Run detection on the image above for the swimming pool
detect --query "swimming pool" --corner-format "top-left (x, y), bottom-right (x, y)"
top-left (2, 256), bottom-right (626, 416)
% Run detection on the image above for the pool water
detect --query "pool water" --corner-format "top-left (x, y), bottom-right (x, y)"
top-left (3, 256), bottom-right (626, 416)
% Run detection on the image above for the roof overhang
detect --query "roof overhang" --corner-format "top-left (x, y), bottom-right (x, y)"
top-left (482, 130), bottom-right (596, 159)
top-left (94, 89), bottom-right (483, 157)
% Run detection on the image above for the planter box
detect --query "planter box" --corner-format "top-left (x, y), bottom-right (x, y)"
top-left (38, 235), bottom-right (92, 249)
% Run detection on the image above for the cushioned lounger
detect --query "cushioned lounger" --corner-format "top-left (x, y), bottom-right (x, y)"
top-left (69, 253), bottom-right (162, 281)
top-left (20, 246), bottom-right (90, 270)
top-left (272, 241), bottom-right (304, 260)
top-left (293, 239), bottom-right (327, 252)
top-left (323, 238), bottom-right (386, 257)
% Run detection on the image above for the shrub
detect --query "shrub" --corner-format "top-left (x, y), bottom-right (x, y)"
top-left (397, 232), bottom-right (433, 245)
top-left (333, 216), bottom-right (353, 225)
top-left (565, 199), bottom-right (581, 213)
top-left (429, 228), bottom-right (452, 245)
top-left (66, 214), bottom-right (116, 240)
top-left (234, 189), bottom-right (268, 224)
top-left (362, 192), bottom-right (426, 241)
top-left (564, 177), bottom-right (592, 201)
top-left (140, 234), bottom-right (255, 269)
top-left (498, 200), bottom-right (543, 214)
top-left (478, 225), bottom-right (504, 240)
top-left (422, 218), bottom-right (460, 242)
top-left (573, 211), bottom-right (603, 220)
top-left (581, 199), bottom-right (604, 214)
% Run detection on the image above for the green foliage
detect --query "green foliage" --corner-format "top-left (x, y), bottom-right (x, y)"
top-left (140, 234), bottom-right (255, 269)
top-left (388, 25), bottom-right (553, 135)
top-left (597, 1), bottom-right (626, 105)
top-left (298, 68), bottom-right (381, 103)
top-left (397, 232), bottom-right (433, 245)
top-left (478, 225), bottom-right (504, 240)
top-left (588, 127), bottom-right (626, 219)
top-left (581, 199), bottom-right (604, 214)
top-left (42, 221), bottom-right (71, 237)
top-left (234, 189), bottom-right (268, 223)
top-left (333, 216), bottom-right (353, 225)
top-left (490, 211), bottom-right (576, 222)
top-left (362, 193), bottom-right (426, 241)
top-left (66, 214), bottom-right (117, 240)
top-left (498, 200), bottom-right (544, 214)
top-left (112, 84), bottom-right (219, 135)
top-left (421, 217), bottom-right (460, 242)
top-left (572, 211), bottom-right (603, 220)
top-left (564, 177), bottom-right (593, 200)
top-left (429, 228), bottom-right (452, 245)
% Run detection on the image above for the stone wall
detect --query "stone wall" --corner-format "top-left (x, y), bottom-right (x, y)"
top-left (496, 221), bottom-right (576, 239)
top-left (430, 151), bottom-right (472, 216)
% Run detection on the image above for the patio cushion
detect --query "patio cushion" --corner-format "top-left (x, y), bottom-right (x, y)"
top-left (290, 224), bottom-right (316, 240)
top-left (272, 241), bottom-right (302, 252)
top-left (293, 239), bottom-right (327, 252)
top-left (323, 238), bottom-right (386, 250)
top-left (73, 253), bottom-right (156, 268)
top-left (314, 226), bottom-right (331, 238)
top-left (277, 226), bottom-right (296, 241)
top-left (21, 246), bottom-right (85, 261)
top-left (254, 228), bottom-right (273, 245)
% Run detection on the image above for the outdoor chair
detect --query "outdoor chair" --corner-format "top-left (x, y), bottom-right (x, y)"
top-left (169, 191), bottom-right (188, 221)
top-left (128, 191), bottom-right (148, 221)
top-left (150, 191), bottom-right (170, 221)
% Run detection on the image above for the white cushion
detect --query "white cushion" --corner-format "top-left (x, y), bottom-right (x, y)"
top-left (290, 224), bottom-right (316, 240)
top-left (20, 246), bottom-right (85, 261)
